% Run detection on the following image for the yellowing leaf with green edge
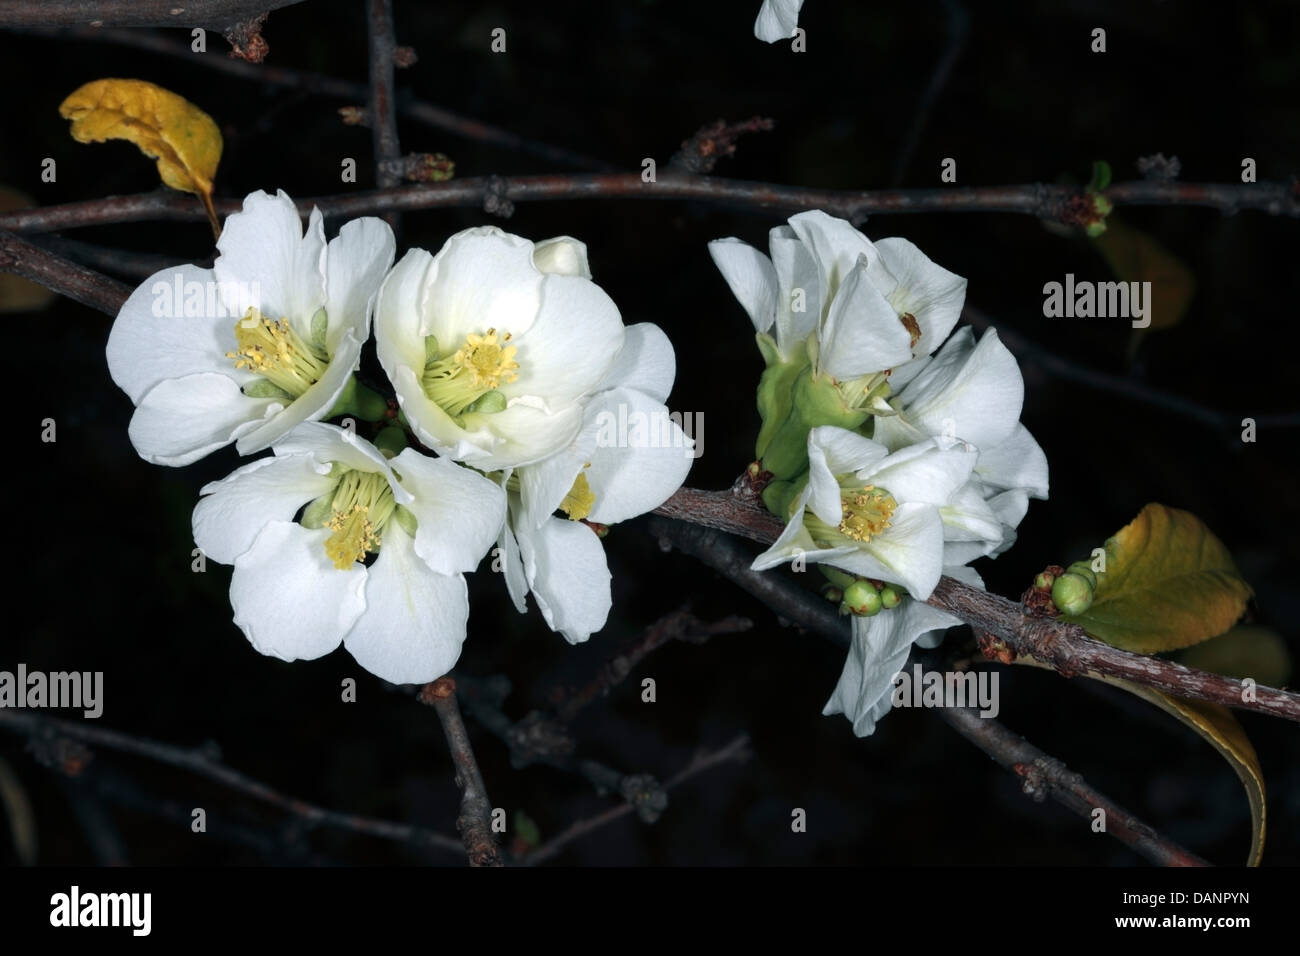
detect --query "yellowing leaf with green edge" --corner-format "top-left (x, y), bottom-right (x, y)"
top-left (1176, 625), bottom-right (1292, 689)
top-left (1012, 657), bottom-right (1266, 865)
top-left (1062, 503), bottom-right (1252, 654)
top-left (1092, 216), bottom-right (1196, 332)
top-left (59, 79), bottom-right (222, 237)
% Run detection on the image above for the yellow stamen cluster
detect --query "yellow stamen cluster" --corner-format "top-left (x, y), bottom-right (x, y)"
top-left (423, 328), bottom-right (520, 418)
top-left (837, 484), bottom-right (897, 542)
top-left (559, 468), bottom-right (596, 521)
top-left (226, 308), bottom-right (329, 398)
top-left (321, 469), bottom-right (397, 569)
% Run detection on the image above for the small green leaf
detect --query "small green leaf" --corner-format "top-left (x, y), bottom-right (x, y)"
top-left (513, 810), bottom-right (541, 848)
top-left (1088, 159), bottom-right (1112, 192)
top-left (1062, 503), bottom-right (1253, 653)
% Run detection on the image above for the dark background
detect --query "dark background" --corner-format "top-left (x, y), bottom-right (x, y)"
top-left (1, 0), bottom-right (1297, 865)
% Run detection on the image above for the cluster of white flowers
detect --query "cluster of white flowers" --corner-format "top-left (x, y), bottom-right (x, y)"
top-left (710, 210), bottom-right (1048, 736)
top-left (108, 190), bottom-right (692, 684)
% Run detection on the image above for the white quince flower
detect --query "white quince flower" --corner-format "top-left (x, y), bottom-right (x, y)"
top-left (754, 426), bottom-right (979, 600)
top-left (871, 326), bottom-right (1050, 561)
top-left (374, 227), bottom-right (625, 472)
top-left (107, 190), bottom-right (395, 465)
top-left (192, 422), bottom-right (505, 684)
top-left (755, 0), bottom-right (804, 42)
top-left (823, 565), bottom-right (984, 737)
top-left (709, 210), bottom-right (966, 394)
top-left (497, 324), bottom-right (694, 643)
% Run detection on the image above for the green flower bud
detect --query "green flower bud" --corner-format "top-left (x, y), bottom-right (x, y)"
top-left (843, 580), bottom-right (883, 616)
top-left (1052, 572), bottom-right (1094, 615)
top-left (879, 585), bottom-right (902, 609)
top-left (373, 425), bottom-right (408, 458)
top-left (327, 375), bottom-right (389, 421)
top-left (820, 565), bottom-right (858, 591)
top-left (1066, 561), bottom-right (1098, 589)
top-left (1034, 571), bottom-right (1056, 591)
top-left (820, 583), bottom-right (843, 604)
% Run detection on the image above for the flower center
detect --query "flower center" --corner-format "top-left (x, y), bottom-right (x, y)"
top-left (322, 469), bottom-right (397, 570)
top-left (837, 484), bottom-right (897, 541)
top-left (422, 328), bottom-right (519, 419)
top-left (559, 469), bottom-right (595, 521)
top-left (226, 308), bottom-right (329, 398)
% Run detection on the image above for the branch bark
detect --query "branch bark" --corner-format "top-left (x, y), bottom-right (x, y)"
top-left (649, 517), bottom-right (1208, 866)
top-left (365, 0), bottom-right (401, 230)
top-left (0, 0), bottom-right (303, 29)
top-left (0, 708), bottom-right (463, 855)
top-left (419, 677), bottom-right (503, 867)
top-left (5, 177), bottom-right (1298, 236)
top-left (0, 230), bottom-right (131, 315)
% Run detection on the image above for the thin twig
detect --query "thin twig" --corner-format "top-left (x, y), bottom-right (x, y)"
top-left (419, 677), bottom-right (503, 867)
top-left (5, 177), bottom-right (1299, 237)
top-left (934, 705), bottom-right (1208, 866)
top-left (0, 0), bottom-right (303, 29)
top-left (549, 607), bottom-right (753, 722)
top-left (522, 734), bottom-right (751, 866)
top-left (649, 518), bottom-right (1208, 866)
top-left (0, 709), bottom-right (463, 855)
top-left (365, 0), bottom-right (401, 232)
top-left (0, 230), bottom-right (132, 315)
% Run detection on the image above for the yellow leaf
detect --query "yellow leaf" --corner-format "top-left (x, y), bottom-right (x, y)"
top-left (1092, 216), bottom-right (1196, 332)
top-left (1176, 625), bottom-right (1292, 689)
top-left (1014, 658), bottom-right (1267, 865)
top-left (59, 78), bottom-right (222, 237)
top-left (1062, 503), bottom-right (1253, 654)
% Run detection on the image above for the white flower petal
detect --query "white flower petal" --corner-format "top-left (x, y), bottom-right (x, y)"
top-left (375, 248), bottom-right (435, 380)
top-left (421, 226), bottom-right (544, 346)
top-left (837, 502), bottom-right (945, 599)
top-left (498, 507), bottom-right (530, 614)
top-left (754, 0), bottom-right (804, 42)
top-left (895, 328), bottom-right (1023, 450)
top-left (598, 323), bottom-right (677, 402)
top-left (272, 420), bottom-right (404, 493)
top-left (819, 256), bottom-right (914, 379)
top-left (939, 482), bottom-right (1005, 545)
top-left (214, 190), bottom-right (326, 325)
top-left (107, 264), bottom-right (246, 405)
top-left (391, 448), bottom-right (506, 575)
top-left (787, 210), bottom-right (877, 305)
top-left (532, 236), bottom-right (591, 278)
top-left (128, 372), bottom-right (272, 466)
top-left (585, 388), bottom-right (694, 525)
top-left (768, 227), bottom-right (821, 357)
top-left (234, 329), bottom-right (362, 455)
top-left (230, 520), bottom-right (366, 662)
top-left (193, 454), bottom-right (334, 564)
top-left (976, 423), bottom-right (1049, 498)
top-left (862, 440), bottom-right (977, 507)
top-left (506, 273), bottom-right (624, 404)
top-left (708, 238), bottom-right (778, 337)
top-left (343, 525), bottom-right (469, 684)
top-left (808, 425), bottom-right (892, 477)
top-left (517, 518), bottom-right (612, 643)
top-left (323, 216), bottom-right (396, 353)
top-left (871, 237), bottom-right (966, 357)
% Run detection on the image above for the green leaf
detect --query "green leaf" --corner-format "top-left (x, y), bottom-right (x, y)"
top-left (513, 810), bottom-right (541, 848)
top-left (1088, 159), bottom-right (1112, 192)
top-left (1175, 625), bottom-right (1292, 689)
top-left (1062, 503), bottom-right (1253, 653)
